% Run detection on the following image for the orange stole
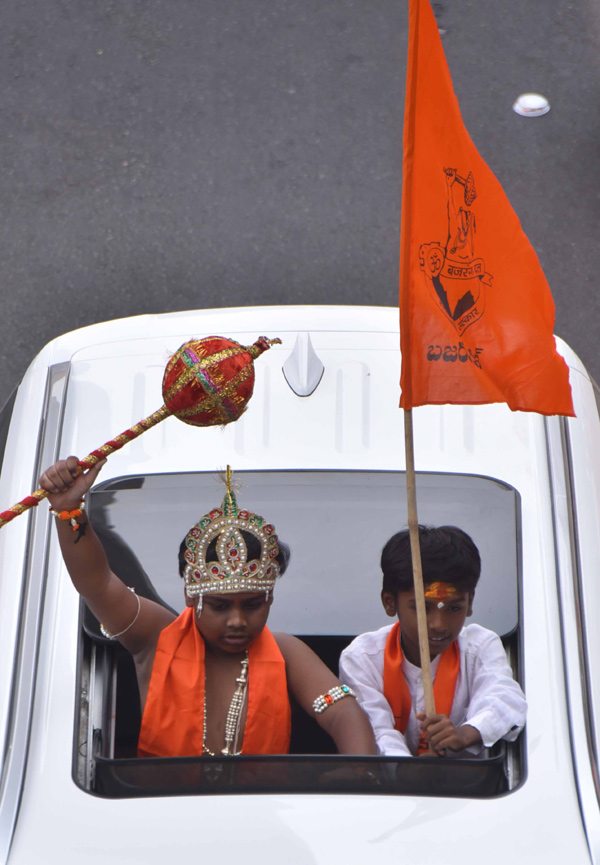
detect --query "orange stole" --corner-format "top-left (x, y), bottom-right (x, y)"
top-left (138, 607), bottom-right (291, 757)
top-left (383, 621), bottom-right (460, 754)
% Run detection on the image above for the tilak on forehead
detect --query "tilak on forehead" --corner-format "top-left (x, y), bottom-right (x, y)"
top-left (424, 581), bottom-right (461, 609)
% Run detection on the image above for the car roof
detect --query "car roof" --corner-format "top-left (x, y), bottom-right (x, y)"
top-left (2, 306), bottom-right (597, 864)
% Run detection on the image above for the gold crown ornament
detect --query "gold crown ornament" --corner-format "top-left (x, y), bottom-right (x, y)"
top-left (184, 467), bottom-right (279, 603)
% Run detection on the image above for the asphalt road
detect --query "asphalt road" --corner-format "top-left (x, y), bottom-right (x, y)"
top-left (1, 0), bottom-right (599, 408)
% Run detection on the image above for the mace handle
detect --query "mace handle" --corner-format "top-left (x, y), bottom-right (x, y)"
top-left (0, 405), bottom-right (170, 529)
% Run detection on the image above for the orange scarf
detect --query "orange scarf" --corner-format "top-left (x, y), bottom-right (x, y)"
top-left (138, 607), bottom-right (291, 757)
top-left (383, 621), bottom-right (460, 754)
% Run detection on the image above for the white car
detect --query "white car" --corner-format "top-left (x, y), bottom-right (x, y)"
top-left (0, 305), bottom-right (599, 864)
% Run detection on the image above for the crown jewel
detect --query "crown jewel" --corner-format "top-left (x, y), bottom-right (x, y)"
top-left (184, 467), bottom-right (279, 598)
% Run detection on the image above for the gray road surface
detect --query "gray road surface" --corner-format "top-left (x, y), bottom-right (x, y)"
top-left (1, 0), bottom-right (599, 408)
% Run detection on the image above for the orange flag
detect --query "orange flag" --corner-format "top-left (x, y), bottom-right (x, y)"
top-left (399, 0), bottom-right (574, 416)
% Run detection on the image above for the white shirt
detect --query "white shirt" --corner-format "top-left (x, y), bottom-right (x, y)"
top-left (339, 623), bottom-right (527, 757)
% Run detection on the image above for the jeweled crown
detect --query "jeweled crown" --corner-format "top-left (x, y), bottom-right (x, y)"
top-left (183, 468), bottom-right (279, 598)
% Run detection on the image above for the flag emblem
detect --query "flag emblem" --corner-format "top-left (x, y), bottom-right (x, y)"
top-left (419, 168), bottom-right (492, 337)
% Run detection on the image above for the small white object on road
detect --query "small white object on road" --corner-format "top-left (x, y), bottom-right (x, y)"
top-left (512, 92), bottom-right (551, 117)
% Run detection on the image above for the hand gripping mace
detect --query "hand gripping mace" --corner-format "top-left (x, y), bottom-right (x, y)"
top-left (0, 335), bottom-right (280, 529)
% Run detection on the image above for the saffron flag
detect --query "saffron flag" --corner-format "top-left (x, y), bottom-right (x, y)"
top-left (399, 0), bottom-right (574, 416)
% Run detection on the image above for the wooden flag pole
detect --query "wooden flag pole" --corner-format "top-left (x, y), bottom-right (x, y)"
top-left (404, 408), bottom-right (436, 717)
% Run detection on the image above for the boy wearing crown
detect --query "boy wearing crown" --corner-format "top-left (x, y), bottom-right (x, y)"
top-left (40, 458), bottom-right (377, 757)
top-left (339, 525), bottom-right (527, 757)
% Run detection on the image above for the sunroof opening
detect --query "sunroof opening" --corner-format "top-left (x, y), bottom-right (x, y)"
top-left (73, 470), bottom-right (524, 799)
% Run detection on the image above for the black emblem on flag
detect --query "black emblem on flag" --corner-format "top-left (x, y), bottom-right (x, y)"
top-left (419, 168), bottom-right (492, 336)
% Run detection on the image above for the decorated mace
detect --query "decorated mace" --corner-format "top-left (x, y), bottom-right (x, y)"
top-left (0, 334), bottom-right (280, 529)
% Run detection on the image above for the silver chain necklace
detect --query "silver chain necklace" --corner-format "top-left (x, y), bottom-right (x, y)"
top-left (203, 650), bottom-right (249, 756)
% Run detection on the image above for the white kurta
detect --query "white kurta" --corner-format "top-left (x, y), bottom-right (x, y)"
top-left (339, 622), bottom-right (527, 757)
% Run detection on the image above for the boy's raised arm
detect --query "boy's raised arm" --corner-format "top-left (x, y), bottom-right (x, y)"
top-left (40, 457), bottom-right (175, 656)
top-left (273, 633), bottom-right (377, 755)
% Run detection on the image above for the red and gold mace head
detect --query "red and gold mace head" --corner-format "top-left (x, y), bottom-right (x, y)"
top-left (162, 335), bottom-right (281, 428)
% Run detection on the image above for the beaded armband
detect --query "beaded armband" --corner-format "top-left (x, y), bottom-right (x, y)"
top-left (312, 685), bottom-right (356, 714)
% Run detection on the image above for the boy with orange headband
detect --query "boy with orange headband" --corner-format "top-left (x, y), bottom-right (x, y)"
top-left (339, 525), bottom-right (527, 757)
top-left (40, 458), bottom-right (376, 758)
